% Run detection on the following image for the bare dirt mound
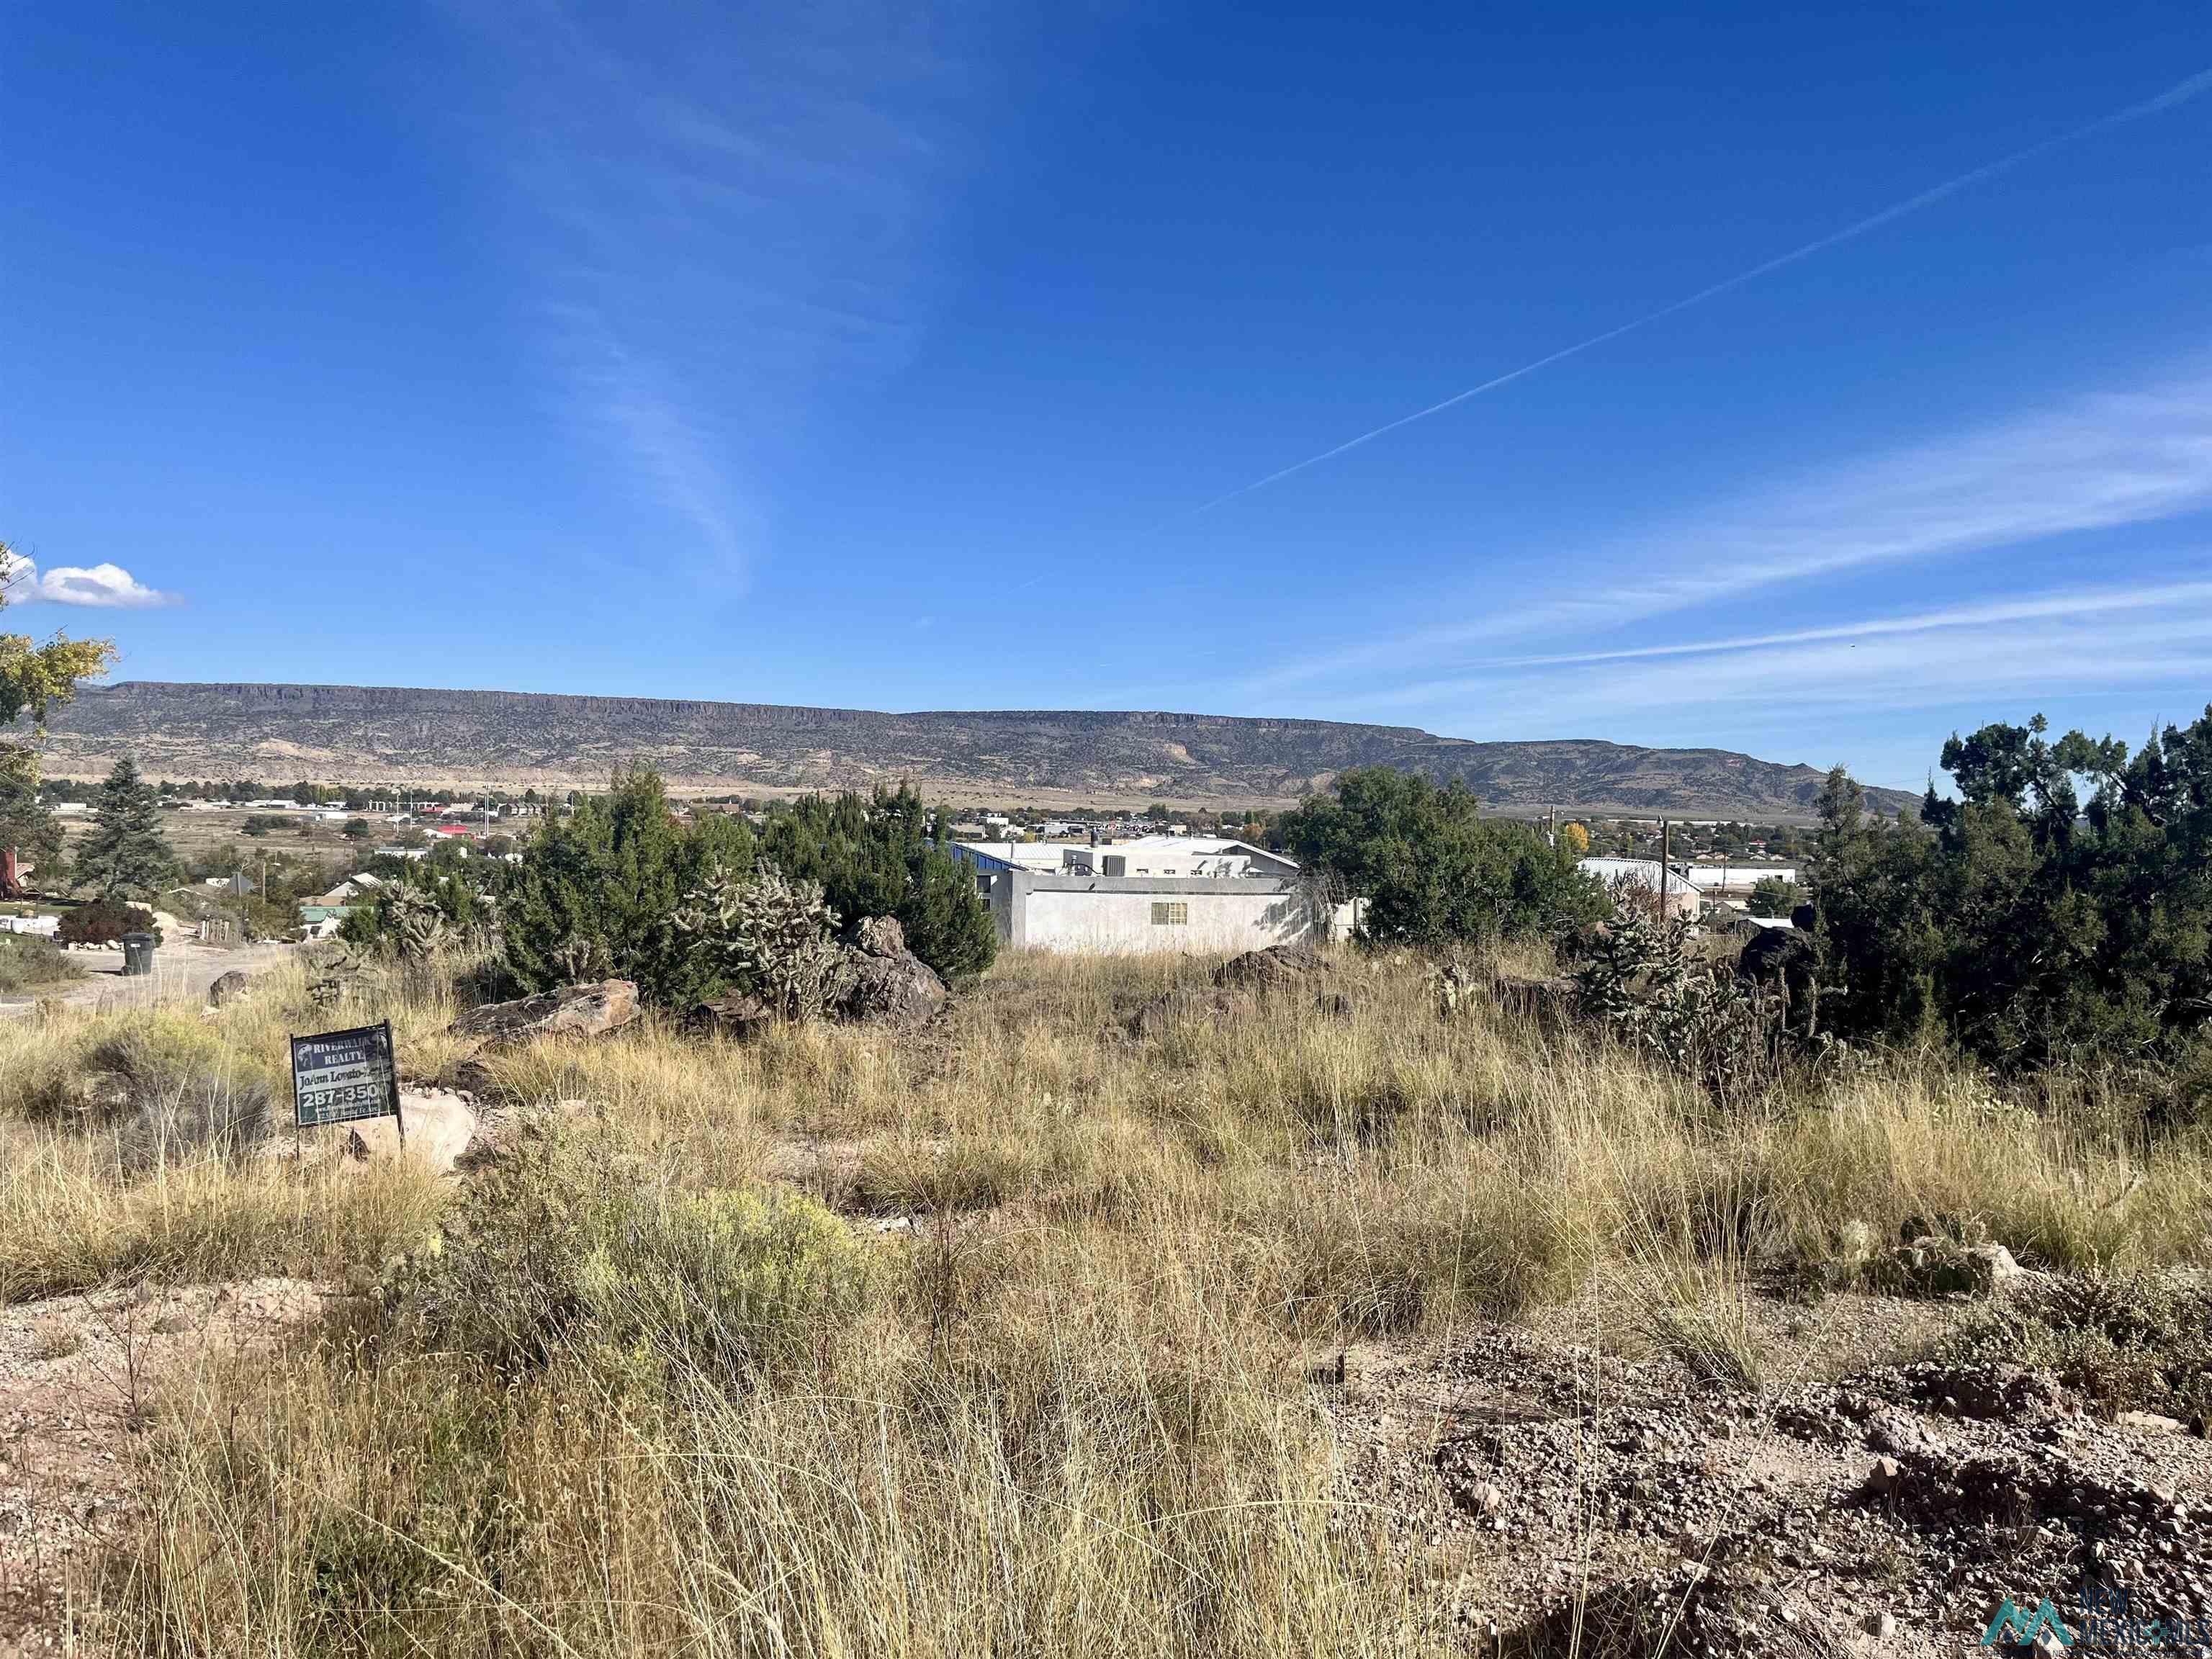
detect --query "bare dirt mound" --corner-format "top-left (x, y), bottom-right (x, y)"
top-left (0, 1280), bottom-right (328, 1655)
top-left (1319, 1303), bottom-right (2212, 1656)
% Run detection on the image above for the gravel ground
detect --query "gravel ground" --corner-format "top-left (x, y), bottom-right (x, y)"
top-left (1319, 1290), bottom-right (2212, 1655)
top-left (0, 1280), bottom-right (328, 1657)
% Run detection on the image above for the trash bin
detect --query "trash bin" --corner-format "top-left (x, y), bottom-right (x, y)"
top-left (120, 932), bottom-right (156, 976)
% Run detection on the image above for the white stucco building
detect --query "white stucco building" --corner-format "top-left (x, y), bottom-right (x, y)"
top-left (953, 837), bottom-right (1343, 954)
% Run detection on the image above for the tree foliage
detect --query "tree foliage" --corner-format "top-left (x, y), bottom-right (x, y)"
top-left (498, 770), bottom-right (992, 1004)
top-left (1280, 768), bottom-right (1604, 948)
top-left (0, 542), bottom-right (117, 743)
top-left (58, 899), bottom-right (157, 948)
top-left (1808, 709), bottom-right (2212, 1065)
top-left (0, 763), bottom-right (63, 874)
top-left (71, 757), bottom-right (181, 901)
top-left (752, 786), bottom-right (996, 984)
top-left (0, 539), bottom-right (117, 871)
top-left (1747, 875), bottom-right (1796, 918)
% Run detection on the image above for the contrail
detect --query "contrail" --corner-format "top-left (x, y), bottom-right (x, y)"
top-left (1187, 65), bottom-right (2212, 518)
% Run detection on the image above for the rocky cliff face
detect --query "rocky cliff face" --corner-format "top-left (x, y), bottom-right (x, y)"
top-left (37, 681), bottom-right (1917, 818)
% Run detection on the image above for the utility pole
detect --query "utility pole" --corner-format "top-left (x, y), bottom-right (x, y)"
top-left (1659, 818), bottom-right (1670, 917)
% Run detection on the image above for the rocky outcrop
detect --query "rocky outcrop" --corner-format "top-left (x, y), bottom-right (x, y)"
top-left (451, 980), bottom-right (639, 1044)
top-left (1213, 943), bottom-right (1326, 992)
top-left (684, 989), bottom-right (775, 1043)
top-left (833, 916), bottom-right (948, 1027)
top-left (1491, 974), bottom-right (1581, 1025)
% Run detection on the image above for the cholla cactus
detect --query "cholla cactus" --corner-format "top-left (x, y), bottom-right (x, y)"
top-left (673, 860), bottom-right (850, 1021)
top-left (1429, 956), bottom-right (1479, 1020)
top-left (554, 932), bottom-right (613, 983)
top-left (385, 886), bottom-right (451, 962)
top-left (1569, 877), bottom-right (1781, 1107)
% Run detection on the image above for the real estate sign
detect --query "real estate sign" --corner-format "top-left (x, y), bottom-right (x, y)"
top-left (290, 1020), bottom-right (402, 1130)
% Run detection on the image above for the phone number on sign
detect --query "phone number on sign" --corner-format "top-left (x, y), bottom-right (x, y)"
top-left (300, 1079), bottom-right (387, 1114)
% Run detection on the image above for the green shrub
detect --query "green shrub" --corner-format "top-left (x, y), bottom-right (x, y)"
top-left (390, 1121), bottom-right (871, 1380)
top-left (56, 899), bottom-right (157, 948)
top-left (0, 933), bottom-right (78, 992)
top-left (1747, 875), bottom-right (1795, 918)
top-left (1280, 767), bottom-right (1604, 948)
top-left (500, 770), bottom-right (993, 1004)
top-left (1809, 709), bottom-right (2212, 1066)
top-left (17, 1018), bottom-right (276, 1169)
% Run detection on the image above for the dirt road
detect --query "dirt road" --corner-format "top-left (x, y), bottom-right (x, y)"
top-left (0, 942), bottom-right (295, 1019)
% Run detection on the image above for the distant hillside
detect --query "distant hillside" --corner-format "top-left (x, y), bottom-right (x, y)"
top-left (35, 682), bottom-right (1918, 819)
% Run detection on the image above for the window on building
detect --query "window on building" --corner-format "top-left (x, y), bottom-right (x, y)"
top-left (1151, 902), bottom-right (1188, 926)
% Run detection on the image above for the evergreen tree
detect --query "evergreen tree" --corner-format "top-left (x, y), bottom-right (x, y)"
top-left (72, 756), bottom-right (181, 900)
top-left (1280, 768), bottom-right (1604, 948)
top-left (0, 760), bottom-right (64, 875)
top-left (1807, 707), bottom-right (2212, 1065)
top-left (499, 772), bottom-right (995, 1003)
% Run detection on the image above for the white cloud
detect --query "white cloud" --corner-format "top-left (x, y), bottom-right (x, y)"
top-left (1338, 572), bottom-right (2212, 733)
top-left (1245, 359), bottom-right (2212, 698)
top-left (1, 555), bottom-right (175, 609)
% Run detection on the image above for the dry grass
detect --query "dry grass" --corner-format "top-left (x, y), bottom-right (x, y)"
top-left (0, 943), bottom-right (2204, 1654)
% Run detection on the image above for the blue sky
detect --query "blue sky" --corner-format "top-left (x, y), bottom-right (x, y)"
top-left (4, 2), bottom-right (2209, 791)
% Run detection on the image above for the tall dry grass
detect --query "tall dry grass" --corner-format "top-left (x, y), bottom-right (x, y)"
top-left (0, 942), bottom-right (2202, 1653)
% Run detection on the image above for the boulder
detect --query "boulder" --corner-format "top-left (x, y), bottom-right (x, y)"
top-left (685, 989), bottom-right (776, 1043)
top-left (1491, 974), bottom-right (1581, 1025)
top-left (836, 941), bottom-right (948, 1026)
top-left (1212, 943), bottom-right (1326, 991)
top-left (845, 914), bottom-right (909, 960)
top-left (1883, 1235), bottom-right (2030, 1299)
top-left (451, 979), bottom-right (639, 1044)
top-left (335, 1089), bottom-right (479, 1175)
top-left (207, 970), bottom-right (253, 1008)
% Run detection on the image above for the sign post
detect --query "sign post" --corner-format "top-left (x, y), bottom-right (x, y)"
top-left (290, 1020), bottom-right (403, 1141)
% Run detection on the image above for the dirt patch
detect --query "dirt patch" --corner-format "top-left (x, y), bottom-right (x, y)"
top-left (0, 1279), bottom-right (328, 1655)
top-left (1318, 1287), bottom-right (2212, 1656)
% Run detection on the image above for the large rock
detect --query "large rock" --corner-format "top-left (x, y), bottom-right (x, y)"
top-left (835, 917), bottom-right (948, 1026)
top-left (1212, 943), bottom-right (1326, 991)
top-left (338, 1088), bottom-right (479, 1175)
top-left (451, 980), bottom-right (639, 1044)
top-left (1882, 1234), bottom-right (2031, 1299)
top-left (846, 914), bottom-right (909, 960)
top-left (685, 989), bottom-right (775, 1043)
